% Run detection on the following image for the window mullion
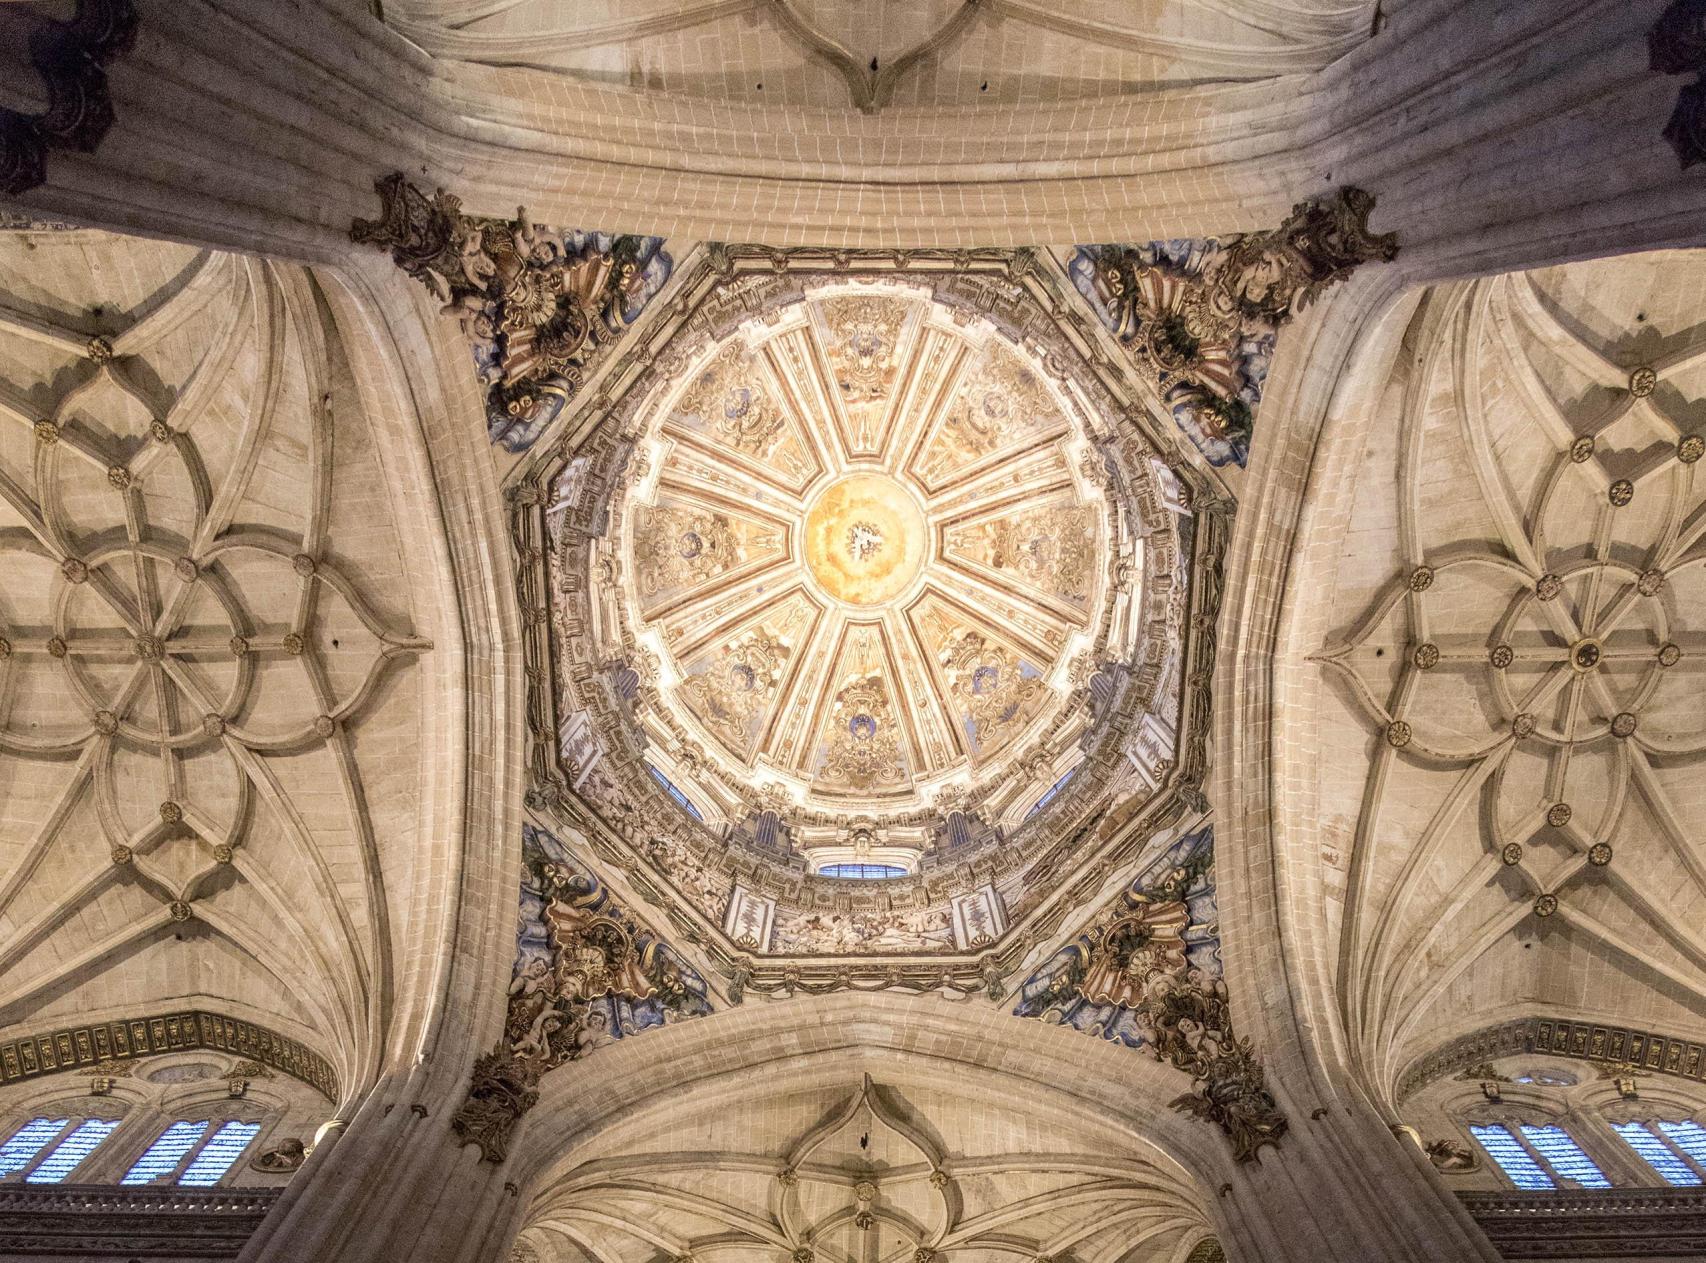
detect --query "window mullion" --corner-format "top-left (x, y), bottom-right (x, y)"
top-left (17, 1116), bottom-right (82, 1183)
top-left (1512, 1128), bottom-right (1563, 1187)
top-left (1650, 1126), bottom-right (1706, 1181)
top-left (168, 1126), bottom-right (216, 1184)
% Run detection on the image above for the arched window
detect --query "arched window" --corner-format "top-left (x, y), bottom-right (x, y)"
top-left (647, 765), bottom-right (703, 821)
top-left (1612, 1120), bottom-right (1706, 1187)
top-left (1025, 769), bottom-right (1076, 820)
top-left (0, 1115), bottom-right (122, 1183)
top-left (1469, 1123), bottom-right (1612, 1189)
top-left (817, 862), bottom-right (907, 879)
top-left (120, 1118), bottom-right (262, 1187)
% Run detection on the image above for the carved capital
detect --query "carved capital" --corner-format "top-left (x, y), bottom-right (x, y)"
top-left (451, 1046), bottom-right (541, 1164)
top-left (1651, 0), bottom-right (1706, 166)
top-left (0, 0), bottom-right (138, 196)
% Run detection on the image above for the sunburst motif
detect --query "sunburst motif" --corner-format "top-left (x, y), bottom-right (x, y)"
top-left (616, 282), bottom-right (1111, 813)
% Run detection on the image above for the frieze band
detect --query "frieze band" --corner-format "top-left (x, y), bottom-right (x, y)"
top-left (0, 1010), bottom-right (338, 1102)
top-left (1397, 1015), bottom-right (1706, 1103)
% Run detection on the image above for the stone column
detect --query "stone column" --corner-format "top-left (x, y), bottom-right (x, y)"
top-left (239, 1068), bottom-right (524, 1263)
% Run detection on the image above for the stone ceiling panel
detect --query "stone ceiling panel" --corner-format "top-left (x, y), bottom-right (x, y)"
top-left (0, 228), bottom-right (436, 1087)
top-left (1306, 249), bottom-right (1706, 1101)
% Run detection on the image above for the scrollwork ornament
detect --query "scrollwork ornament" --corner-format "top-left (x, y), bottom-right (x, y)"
top-left (351, 174), bottom-right (671, 453)
top-left (451, 1046), bottom-right (541, 1164)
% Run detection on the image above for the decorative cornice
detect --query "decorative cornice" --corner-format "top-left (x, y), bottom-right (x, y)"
top-left (0, 0), bottom-right (137, 196)
top-left (0, 1010), bottom-right (338, 1102)
top-left (1650, 0), bottom-right (1706, 167)
top-left (1397, 1015), bottom-right (1706, 1103)
top-left (0, 1184), bottom-right (279, 1260)
top-left (1459, 1187), bottom-right (1706, 1259)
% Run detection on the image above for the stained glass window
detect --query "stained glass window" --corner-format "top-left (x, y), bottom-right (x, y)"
top-left (1025, 769), bottom-right (1076, 820)
top-left (120, 1120), bottom-right (209, 1186)
top-left (24, 1118), bottom-right (121, 1184)
top-left (179, 1121), bottom-right (261, 1186)
top-left (648, 766), bottom-right (702, 820)
top-left (1615, 1121), bottom-right (1702, 1186)
top-left (1519, 1125), bottom-right (1612, 1188)
top-left (1470, 1124), bottom-right (1555, 1190)
top-left (1657, 1121), bottom-right (1706, 1170)
top-left (0, 1118), bottom-right (69, 1178)
top-left (819, 863), bottom-right (907, 879)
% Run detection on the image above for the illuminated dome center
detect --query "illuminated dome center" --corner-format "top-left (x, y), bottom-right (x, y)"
top-left (803, 473), bottom-right (928, 606)
top-left (615, 279), bottom-right (1117, 818)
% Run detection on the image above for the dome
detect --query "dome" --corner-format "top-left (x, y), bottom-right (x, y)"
top-left (617, 281), bottom-right (1112, 824)
top-left (534, 247), bottom-right (1200, 962)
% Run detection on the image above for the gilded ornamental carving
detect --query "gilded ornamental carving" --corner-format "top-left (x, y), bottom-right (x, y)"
top-left (351, 174), bottom-right (671, 451)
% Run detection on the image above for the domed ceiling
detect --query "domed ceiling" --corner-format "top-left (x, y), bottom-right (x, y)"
top-left (514, 246), bottom-right (1215, 975)
top-left (617, 282), bottom-right (1110, 819)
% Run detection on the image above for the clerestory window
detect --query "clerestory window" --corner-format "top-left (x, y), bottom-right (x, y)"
top-left (1469, 1122), bottom-right (1612, 1190)
top-left (120, 1118), bottom-right (261, 1187)
top-left (1613, 1120), bottom-right (1706, 1187)
top-left (0, 1115), bottom-right (122, 1184)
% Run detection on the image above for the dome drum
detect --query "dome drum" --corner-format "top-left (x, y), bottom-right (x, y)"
top-left (514, 245), bottom-right (1221, 982)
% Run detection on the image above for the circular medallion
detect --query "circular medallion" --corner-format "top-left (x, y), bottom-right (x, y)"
top-left (1569, 639), bottom-right (1601, 672)
top-left (175, 557), bottom-right (199, 583)
top-left (106, 465), bottom-right (132, 491)
top-left (1588, 843), bottom-right (1613, 867)
top-left (1409, 566), bottom-right (1434, 592)
top-left (93, 710), bottom-right (117, 735)
top-left (134, 634), bottom-right (164, 662)
top-left (1659, 643), bottom-right (1682, 668)
top-left (214, 844), bottom-right (234, 864)
top-left (1513, 712), bottom-right (1536, 739)
top-left (802, 474), bottom-right (927, 607)
top-left (1680, 434), bottom-right (1704, 464)
top-left (168, 900), bottom-right (192, 923)
top-left (46, 637), bottom-right (67, 659)
top-left (1490, 644), bottom-right (1514, 669)
top-left (1536, 573), bottom-right (1563, 601)
top-left (159, 800), bottom-right (183, 824)
top-left (61, 558), bottom-right (87, 584)
top-left (1412, 642), bottom-right (1440, 670)
top-left (110, 844), bottom-right (132, 866)
top-left (1608, 479), bottom-right (1634, 508)
top-left (1546, 802), bottom-right (1572, 828)
top-left (1628, 366), bottom-right (1657, 398)
top-left (1638, 568), bottom-right (1666, 597)
top-left (1386, 720), bottom-right (1412, 749)
top-left (1569, 435), bottom-right (1595, 463)
top-left (1533, 893), bottom-right (1558, 918)
top-left (1501, 842), bottom-right (1523, 866)
top-left (282, 632), bottom-right (305, 656)
top-left (33, 419), bottom-right (58, 445)
top-left (1611, 712), bottom-right (1637, 738)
